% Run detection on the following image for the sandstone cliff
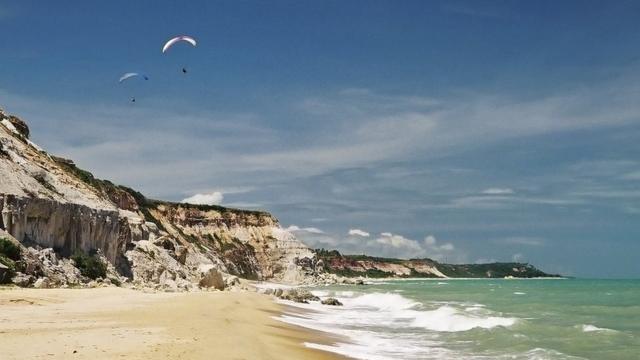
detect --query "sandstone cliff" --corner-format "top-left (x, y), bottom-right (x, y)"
top-left (0, 108), bottom-right (316, 290)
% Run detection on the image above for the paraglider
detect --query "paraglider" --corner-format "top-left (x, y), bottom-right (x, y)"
top-left (119, 72), bottom-right (148, 103)
top-left (118, 72), bottom-right (149, 83)
top-left (113, 34), bottom-right (199, 105)
top-left (161, 35), bottom-right (197, 53)
top-left (162, 35), bottom-right (196, 74)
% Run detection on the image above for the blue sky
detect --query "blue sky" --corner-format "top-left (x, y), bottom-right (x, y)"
top-left (1, 0), bottom-right (639, 277)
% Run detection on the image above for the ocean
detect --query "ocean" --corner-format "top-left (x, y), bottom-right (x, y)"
top-left (276, 279), bottom-right (640, 359)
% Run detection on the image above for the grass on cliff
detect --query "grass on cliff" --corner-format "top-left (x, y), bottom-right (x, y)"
top-left (71, 250), bottom-right (107, 280)
top-left (0, 238), bottom-right (20, 283)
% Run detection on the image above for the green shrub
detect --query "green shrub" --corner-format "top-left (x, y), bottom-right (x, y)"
top-left (0, 238), bottom-right (20, 284)
top-left (0, 237), bottom-right (21, 261)
top-left (0, 255), bottom-right (16, 284)
top-left (71, 251), bottom-right (107, 280)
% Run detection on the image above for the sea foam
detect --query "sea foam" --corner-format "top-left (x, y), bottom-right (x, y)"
top-left (276, 291), bottom-right (518, 360)
top-left (581, 324), bottom-right (616, 333)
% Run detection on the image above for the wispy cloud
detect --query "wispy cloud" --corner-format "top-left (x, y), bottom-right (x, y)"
top-left (482, 188), bottom-right (514, 195)
top-left (4, 67), bottom-right (640, 198)
top-left (622, 171), bottom-right (640, 180)
top-left (182, 192), bottom-right (223, 205)
top-left (348, 229), bottom-right (370, 237)
top-left (285, 225), bottom-right (325, 234)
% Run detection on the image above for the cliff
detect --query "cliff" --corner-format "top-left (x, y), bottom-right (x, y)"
top-left (314, 250), bottom-right (559, 279)
top-left (0, 108), bottom-right (316, 290)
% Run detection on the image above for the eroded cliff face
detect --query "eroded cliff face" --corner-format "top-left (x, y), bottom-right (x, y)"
top-left (1, 195), bottom-right (122, 262)
top-left (150, 203), bottom-right (314, 281)
top-left (0, 108), bottom-right (316, 289)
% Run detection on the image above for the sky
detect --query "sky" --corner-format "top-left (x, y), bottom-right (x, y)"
top-left (1, 0), bottom-right (639, 278)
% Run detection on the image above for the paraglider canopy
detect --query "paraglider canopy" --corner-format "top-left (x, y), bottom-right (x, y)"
top-left (162, 36), bottom-right (197, 53)
top-left (118, 73), bottom-right (149, 83)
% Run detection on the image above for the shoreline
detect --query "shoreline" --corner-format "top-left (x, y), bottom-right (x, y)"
top-left (0, 287), bottom-right (347, 360)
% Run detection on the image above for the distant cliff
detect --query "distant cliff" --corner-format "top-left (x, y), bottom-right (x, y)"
top-left (314, 249), bottom-right (559, 279)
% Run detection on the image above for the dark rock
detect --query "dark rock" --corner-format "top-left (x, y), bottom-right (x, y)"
top-left (0, 263), bottom-right (9, 283)
top-left (7, 115), bottom-right (30, 138)
top-left (174, 245), bottom-right (187, 264)
top-left (321, 297), bottom-right (343, 306)
top-left (279, 288), bottom-right (320, 303)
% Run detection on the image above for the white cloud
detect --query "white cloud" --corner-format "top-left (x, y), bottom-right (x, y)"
top-left (436, 195), bottom-right (585, 210)
top-left (376, 233), bottom-right (423, 252)
top-left (424, 235), bottom-right (437, 246)
top-left (570, 189), bottom-right (640, 198)
top-left (482, 188), bottom-right (514, 195)
top-left (348, 229), bottom-right (370, 237)
top-left (439, 243), bottom-right (455, 251)
top-left (285, 225), bottom-right (325, 234)
top-left (423, 235), bottom-right (455, 253)
top-left (512, 253), bottom-right (525, 262)
top-left (290, 228), bottom-right (462, 261)
top-left (181, 192), bottom-right (224, 205)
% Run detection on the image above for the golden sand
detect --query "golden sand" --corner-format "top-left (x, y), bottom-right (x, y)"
top-left (0, 287), bottom-right (345, 359)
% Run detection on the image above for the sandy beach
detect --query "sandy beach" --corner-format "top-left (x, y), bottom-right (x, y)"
top-left (0, 287), bottom-right (344, 360)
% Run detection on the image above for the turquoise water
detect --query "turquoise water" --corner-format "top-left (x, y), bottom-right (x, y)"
top-left (277, 279), bottom-right (640, 359)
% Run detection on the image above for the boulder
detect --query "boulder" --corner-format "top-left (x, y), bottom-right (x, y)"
top-left (321, 297), bottom-right (343, 306)
top-left (20, 248), bottom-right (44, 276)
top-left (33, 277), bottom-right (51, 289)
top-left (198, 265), bottom-right (225, 290)
top-left (11, 272), bottom-right (33, 287)
top-left (223, 274), bottom-right (240, 288)
top-left (161, 278), bottom-right (179, 292)
top-left (279, 289), bottom-right (320, 303)
top-left (262, 288), bottom-right (274, 295)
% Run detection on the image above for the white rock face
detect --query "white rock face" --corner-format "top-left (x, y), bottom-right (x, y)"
top-left (1, 196), bottom-right (122, 262)
top-left (1, 110), bottom-right (319, 289)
